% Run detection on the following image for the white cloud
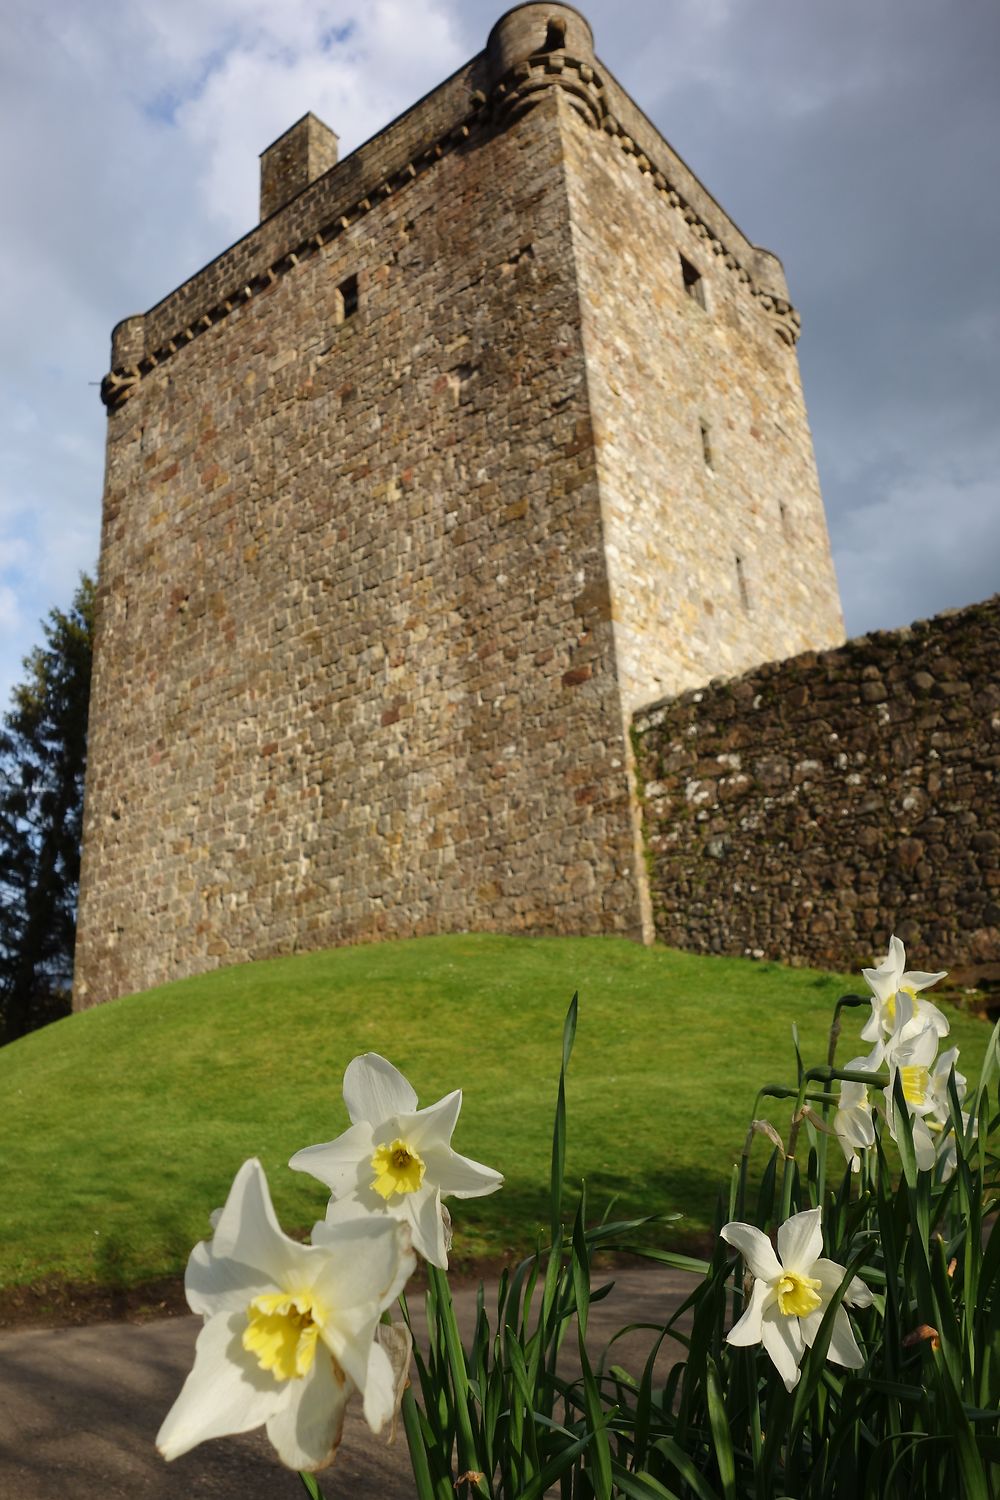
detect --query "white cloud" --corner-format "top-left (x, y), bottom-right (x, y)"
top-left (171, 0), bottom-right (465, 236)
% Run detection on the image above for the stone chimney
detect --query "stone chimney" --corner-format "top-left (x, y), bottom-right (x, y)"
top-left (259, 112), bottom-right (339, 222)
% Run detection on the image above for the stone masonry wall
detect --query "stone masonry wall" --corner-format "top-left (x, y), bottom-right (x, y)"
top-left (76, 85), bottom-right (645, 1006)
top-left (76, 4), bottom-right (850, 1006)
top-left (633, 596), bottom-right (1000, 974)
top-left (561, 96), bottom-right (843, 717)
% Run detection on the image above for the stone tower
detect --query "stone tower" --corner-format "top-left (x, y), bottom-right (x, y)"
top-left (75, 3), bottom-right (844, 1006)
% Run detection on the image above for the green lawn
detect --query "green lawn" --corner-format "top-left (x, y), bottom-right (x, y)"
top-left (1, 934), bottom-right (992, 1291)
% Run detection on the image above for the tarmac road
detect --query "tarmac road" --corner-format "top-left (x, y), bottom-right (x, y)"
top-left (0, 1264), bottom-right (697, 1500)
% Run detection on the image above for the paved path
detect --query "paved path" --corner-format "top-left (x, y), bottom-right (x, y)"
top-left (0, 1265), bottom-right (696, 1499)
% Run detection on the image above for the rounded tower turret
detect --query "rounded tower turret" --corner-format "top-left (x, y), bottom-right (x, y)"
top-left (485, 4), bottom-right (604, 127)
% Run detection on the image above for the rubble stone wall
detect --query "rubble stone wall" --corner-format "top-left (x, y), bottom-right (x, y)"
top-left (633, 596), bottom-right (1000, 974)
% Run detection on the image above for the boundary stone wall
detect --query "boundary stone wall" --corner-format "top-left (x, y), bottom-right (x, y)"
top-left (633, 595), bottom-right (1000, 975)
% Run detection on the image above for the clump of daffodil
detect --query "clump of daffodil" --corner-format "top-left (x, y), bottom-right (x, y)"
top-left (289, 1052), bottom-right (503, 1269)
top-left (157, 1158), bottom-right (415, 1472)
top-left (721, 1206), bottom-right (873, 1390)
top-left (861, 933), bottom-right (949, 1045)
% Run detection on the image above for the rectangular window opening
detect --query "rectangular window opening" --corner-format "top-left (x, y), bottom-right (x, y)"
top-left (337, 274), bottom-right (359, 322)
top-left (779, 500), bottom-right (792, 540)
top-left (700, 419), bottom-right (714, 470)
top-left (735, 554), bottom-right (750, 612)
top-left (680, 253), bottom-right (706, 309)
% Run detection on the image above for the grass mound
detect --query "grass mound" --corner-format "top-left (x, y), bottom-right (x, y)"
top-left (1, 934), bottom-right (991, 1295)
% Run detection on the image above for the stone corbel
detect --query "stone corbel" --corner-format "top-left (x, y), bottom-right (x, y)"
top-left (100, 367), bottom-right (141, 411)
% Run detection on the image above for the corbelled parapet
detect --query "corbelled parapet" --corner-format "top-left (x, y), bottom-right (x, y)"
top-left (485, 4), bottom-right (603, 127)
top-left (100, 315), bottom-right (145, 410)
top-left (96, 5), bottom-right (807, 417)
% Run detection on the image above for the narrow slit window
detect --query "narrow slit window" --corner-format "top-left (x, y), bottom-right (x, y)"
top-left (337, 274), bottom-right (359, 322)
top-left (680, 254), bottom-right (706, 309)
top-left (543, 18), bottom-right (567, 51)
top-left (700, 419), bottom-right (714, 470)
top-left (779, 500), bottom-right (792, 540)
top-left (735, 554), bottom-right (750, 611)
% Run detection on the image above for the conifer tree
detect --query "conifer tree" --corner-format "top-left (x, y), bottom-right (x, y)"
top-left (0, 575), bottom-right (94, 1042)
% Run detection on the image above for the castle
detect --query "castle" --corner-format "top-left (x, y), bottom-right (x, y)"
top-left (74, 3), bottom-right (847, 1007)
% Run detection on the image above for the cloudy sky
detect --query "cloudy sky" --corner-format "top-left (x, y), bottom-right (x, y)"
top-left (2, 0), bottom-right (998, 710)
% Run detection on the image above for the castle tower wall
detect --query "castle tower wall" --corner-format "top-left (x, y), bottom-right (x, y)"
top-left (76, 80), bottom-right (645, 1005)
top-left (560, 75), bottom-right (844, 714)
top-left (75, 6), bottom-right (845, 1005)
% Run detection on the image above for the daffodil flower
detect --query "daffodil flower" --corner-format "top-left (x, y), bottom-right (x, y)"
top-left (721, 1206), bottom-right (873, 1390)
top-left (157, 1158), bottom-right (415, 1471)
top-left (289, 1053), bottom-right (503, 1269)
top-left (833, 1042), bottom-right (883, 1172)
top-left (860, 933), bottom-right (948, 1045)
top-left (882, 1000), bottom-right (941, 1170)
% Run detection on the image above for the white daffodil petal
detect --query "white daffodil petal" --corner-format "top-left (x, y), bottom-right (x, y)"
top-left (776, 1207), bottom-right (823, 1275)
top-left (313, 1218), bottom-right (416, 1323)
top-left (408, 1184), bottom-right (449, 1268)
top-left (265, 1352), bottom-right (351, 1472)
top-left (912, 1116), bottom-right (937, 1172)
top-left (809, 1257), bottom-right (846, 1299)
top-left (312, 1195), bottom-right (385, 1242)
top-left (904, 969), bottom-right (948, 993)
top-left (720, 1222), bottom-right (783, 1283)
top-left (185, 1236), bottom-right (272, 1319)
top-left (401, 1089), bottom-right (463, 1152)
top-left (422, 1144), bottom-right (504, 1199)
top-left (859, 1008), bottom-right (882, 1044)
top-left (372, 1321), bottom-right (413, 1442)
top-left (862, 955), bottom-right (897, 1003)
top-left (760, 1306), bottom-right (804, 1391)
top-left (835, 1107), bottom-right (875, 1153)
top-left (157, 1311), bottom-right (279, 1461)
top-left (914, 999), bottom-right (950, 1039)
top-left (288, 1122), bottom-right (375, 1195)
top-left (343, 1054), bottom-right (418, 1129)
top-left (726, 1277), bottom-right (772, 1346)
top-left (362, 1338), bottom-right (400, 1434)
top-left (845, 1277), bottom-right (874, 1309)
top-left (825, 1305), bottom-right (865, 1369)
top-left (798, 1302), bottom-right (826, 1349)
top-left (206, 1159), bottom-right (298, 1291)
top-left (910, 1025), bottom-right (940, 1067)
top-left (811, 1257), bottom-right (873, 1310)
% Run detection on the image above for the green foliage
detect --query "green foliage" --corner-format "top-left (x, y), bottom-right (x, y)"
top-left (0, 575), bottom-right (94, 1043)
top-left (402, 997), bottom-right (1000, 1500)
top-left (401, 998), bottom-right (689, 1500)
top-left (1, 935), bottom-right (992, 1290)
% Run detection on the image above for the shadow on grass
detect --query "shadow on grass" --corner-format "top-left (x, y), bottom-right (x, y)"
top-left (2, 1163), bottom-right (728, 1330)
